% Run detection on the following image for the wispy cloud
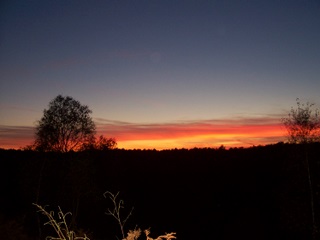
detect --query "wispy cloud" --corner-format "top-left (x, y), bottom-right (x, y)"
top-left (0, 125), bottom-right (35, 149)
top-left (95, 115), bottom-right (286, 149)
top-left (0, 103), bottom-right (40, 113)
top-left (0, 115), bottom-right (286, 150)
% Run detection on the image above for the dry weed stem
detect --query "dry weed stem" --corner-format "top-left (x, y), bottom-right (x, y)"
top-left (33, 203), bottom-right (90, 240)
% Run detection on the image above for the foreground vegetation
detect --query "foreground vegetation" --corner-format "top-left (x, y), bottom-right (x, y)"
top-left (1, 143), bottom-right (320, 239)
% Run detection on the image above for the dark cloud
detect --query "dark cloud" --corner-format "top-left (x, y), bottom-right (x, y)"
top-left (0, 115), bottom-right (286, 150)
top-left (0, 125), bottom-right (35, 149)
top-left (95, 116), bottom-right (285, 142)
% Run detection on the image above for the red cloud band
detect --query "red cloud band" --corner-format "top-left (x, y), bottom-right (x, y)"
top-left (0, 116), bottom-right (286, 150)
top-left (96, 116), bottom-right (286, 149)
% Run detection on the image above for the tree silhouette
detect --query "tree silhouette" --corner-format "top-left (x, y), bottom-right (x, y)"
top-left (282, 98), bottom-right (320, 144)
top-left (282, 98), bottom-right (320, 239)
top-left (34, 95), bottom-right (96, 152)
top-left (81, 135), bottom-right (117, 151)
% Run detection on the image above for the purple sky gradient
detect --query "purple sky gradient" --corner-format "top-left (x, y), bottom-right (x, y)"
top-left (1, 0), bottom-right (319, 149)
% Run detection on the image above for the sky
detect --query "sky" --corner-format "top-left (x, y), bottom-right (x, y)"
top-left (1, 0), bottom-right (320, 150)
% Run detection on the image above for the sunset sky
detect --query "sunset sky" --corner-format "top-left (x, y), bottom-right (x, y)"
top-left (1, 0), bottom-right (319, 150)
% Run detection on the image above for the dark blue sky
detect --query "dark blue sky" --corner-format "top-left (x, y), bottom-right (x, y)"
top-left (1, 0), bottom-right (320, 149)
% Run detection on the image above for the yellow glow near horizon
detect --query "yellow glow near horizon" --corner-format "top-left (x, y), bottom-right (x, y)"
top-left (1, 119), bottom-right (286, 150)
top-left (117, 131), bottom-right (285, 150)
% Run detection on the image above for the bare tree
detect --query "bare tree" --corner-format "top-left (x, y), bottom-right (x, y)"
top-left (34, 95), bottom-right (96, 152)
top-left (282, 98), bottom-right (320, 239)
top-left (282, 98), bottom-right (320, 144)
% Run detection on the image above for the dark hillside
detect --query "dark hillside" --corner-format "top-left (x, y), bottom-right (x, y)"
top-left (0, 143), bottom-right (319, 240)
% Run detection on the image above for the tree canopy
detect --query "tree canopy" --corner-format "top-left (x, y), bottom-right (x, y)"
top-left (34, 95), bottom-right (96, 152)
top-left (282, 98), bottom-right (320, 144)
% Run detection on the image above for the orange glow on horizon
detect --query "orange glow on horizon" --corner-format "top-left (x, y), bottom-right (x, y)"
top-left (98, 119), bottom-right (286, 150)
top-left (1, 117), bottom-right (287, 150)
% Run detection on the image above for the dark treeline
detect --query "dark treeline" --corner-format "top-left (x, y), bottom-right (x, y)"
top-left (1, 143), bottom-right (320, 240)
